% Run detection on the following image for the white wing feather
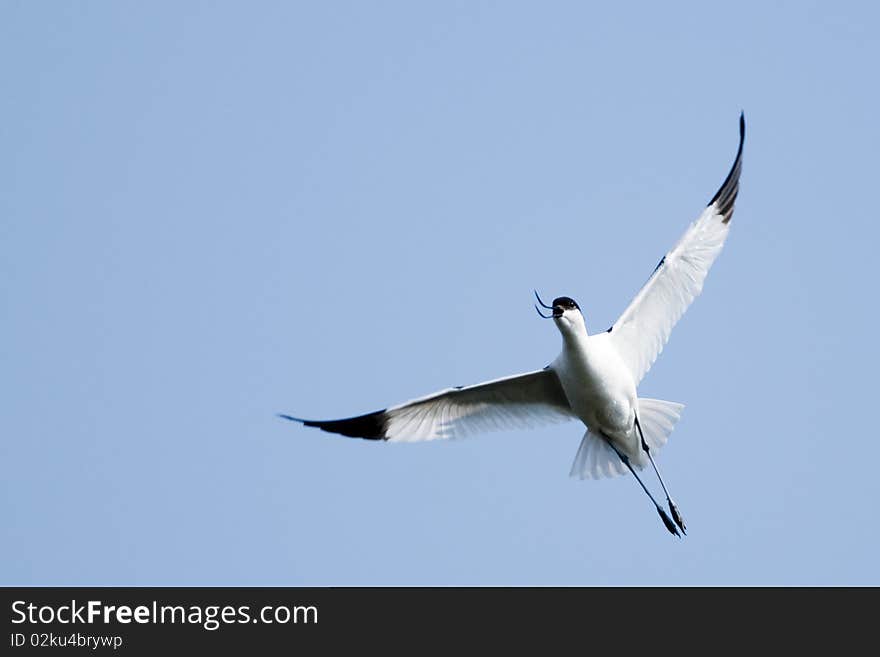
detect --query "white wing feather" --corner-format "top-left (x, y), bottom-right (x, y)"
top-left (609, 115), bottom-right (744, 385)
top-left (285, 369), bottom-right (576, 442)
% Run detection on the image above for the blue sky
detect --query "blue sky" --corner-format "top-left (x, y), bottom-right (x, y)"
top-left (2, 1), bottom-right (878, 585)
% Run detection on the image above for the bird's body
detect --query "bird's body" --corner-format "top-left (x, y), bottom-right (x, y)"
top-left (553, 325), bottom-right (637, 453)
top-left (281, 114), bottom-right (746, 536)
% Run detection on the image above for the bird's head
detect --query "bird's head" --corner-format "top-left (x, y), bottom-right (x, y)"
top-left (535, 292), bottom-right (587, 336)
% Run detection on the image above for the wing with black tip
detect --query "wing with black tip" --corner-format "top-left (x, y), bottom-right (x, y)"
top-left (280, 368), bottom-right (575, 442)
top-left (609, 114), bottom-right (745, 385)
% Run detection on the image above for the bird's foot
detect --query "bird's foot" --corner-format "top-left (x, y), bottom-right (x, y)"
top-left (668, 499), bottom-right (686, 535)
top-left (657, 506), bottom-right (681, 538)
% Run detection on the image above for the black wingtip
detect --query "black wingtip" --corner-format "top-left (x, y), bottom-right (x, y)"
top-left (707, 112), bottom-right (745, 224)
top-left (278, 410), bottom-right (389, 440)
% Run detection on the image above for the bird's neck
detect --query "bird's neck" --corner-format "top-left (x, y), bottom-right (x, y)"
top-left (559, 322), bottom-right (590, 350)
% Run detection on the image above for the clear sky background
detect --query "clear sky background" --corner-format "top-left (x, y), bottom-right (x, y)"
top-left (2, 2), bottom-right (878, 585)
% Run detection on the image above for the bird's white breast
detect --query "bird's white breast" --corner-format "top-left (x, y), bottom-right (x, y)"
top-left (552, 331), bottom-right (638, 448)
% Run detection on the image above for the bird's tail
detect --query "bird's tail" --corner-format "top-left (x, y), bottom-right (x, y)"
top-left (569, 398), bottom-right (684, 480)
top-left (636, 398), bottom-right (685, 453)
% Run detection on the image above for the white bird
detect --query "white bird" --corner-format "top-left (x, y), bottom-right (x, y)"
top-left (281, 114), bottom-right (745, 536)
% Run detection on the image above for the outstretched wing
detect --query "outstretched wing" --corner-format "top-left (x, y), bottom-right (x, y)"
top-left (280, 368), bottom-right (575, 442)
top-left (609, 114), bottom-right (744, 385)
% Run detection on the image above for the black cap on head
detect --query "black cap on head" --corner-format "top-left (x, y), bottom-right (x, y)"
top-left (552, 297), bottom-right (580, 311)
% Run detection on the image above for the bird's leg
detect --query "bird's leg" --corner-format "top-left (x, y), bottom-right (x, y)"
top-left (604, 436), bottom-right (680, 538)
top-left (635, 415), bottom-right (686, 535)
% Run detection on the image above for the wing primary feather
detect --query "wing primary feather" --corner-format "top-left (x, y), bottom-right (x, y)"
top-left (277, 411), bottom-right (388, 440)
top-left (607, 114), bottom-right (745, 384)
top-left (279, 369), bottom-right (574, 443)
top-left (707, 112), bottom-right (745, 224)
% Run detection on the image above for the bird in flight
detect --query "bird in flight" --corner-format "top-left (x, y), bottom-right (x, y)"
top-left (281, 114), bottom-right (745, 537)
